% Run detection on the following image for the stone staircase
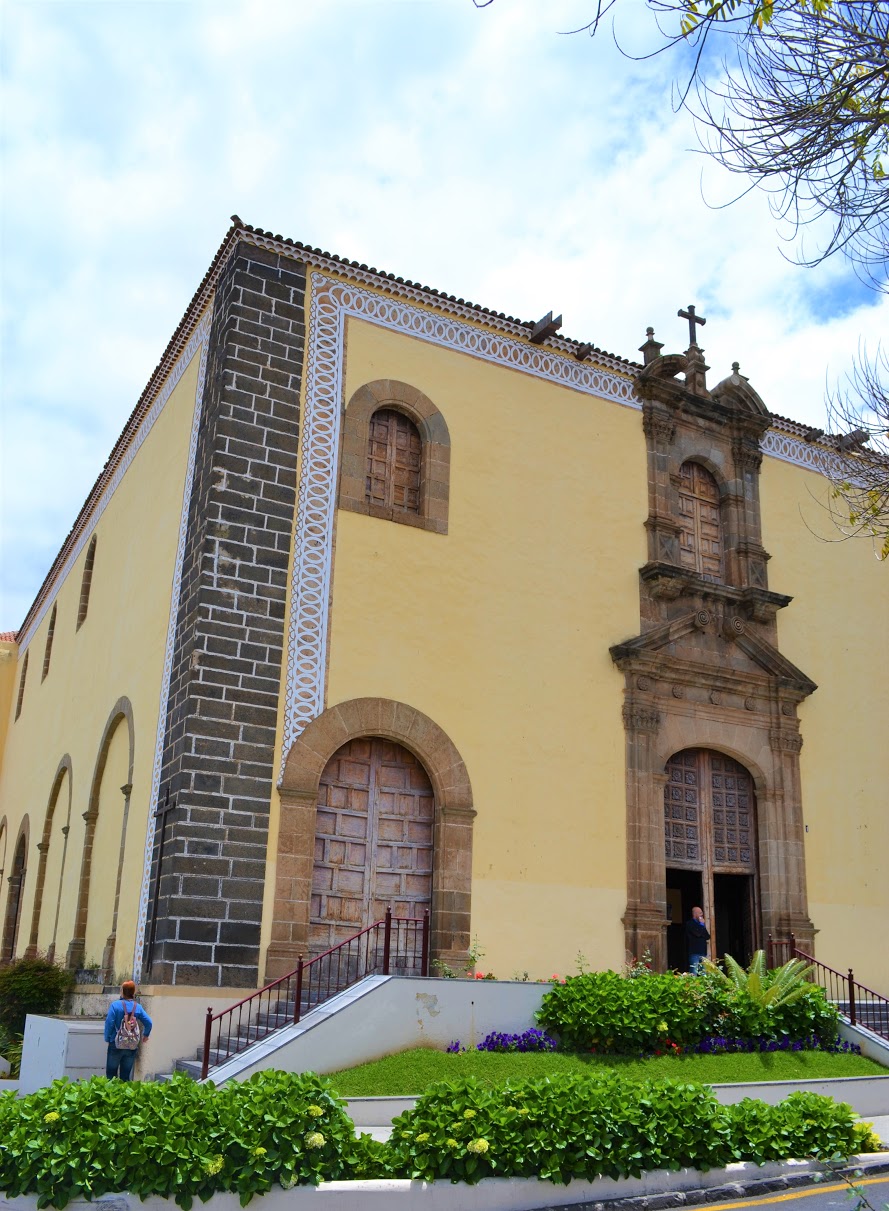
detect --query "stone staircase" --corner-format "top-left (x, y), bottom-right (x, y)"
top-left (836, 1000), bottom-right (889, 1041)
top-left (165, 984), bottom-right (345, 1080)
top-left (159, 910), bottom-right (430, 1082)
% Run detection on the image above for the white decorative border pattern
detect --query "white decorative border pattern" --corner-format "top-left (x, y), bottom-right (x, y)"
top-left (761, 429), bottom-right (848, 478)
top-left (133, 312), bottom-right (213, 981)
top-left (280, 275), bottom-right (637, 766)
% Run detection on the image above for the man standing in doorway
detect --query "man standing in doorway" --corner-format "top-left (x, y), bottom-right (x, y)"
top-left (685, 907), bottom-right (710, 974)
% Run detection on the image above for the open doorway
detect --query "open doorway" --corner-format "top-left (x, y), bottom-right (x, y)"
top-left (713, 873), bottom-right (755, 966)
top-left (665, 868), bottom-right (703, 971)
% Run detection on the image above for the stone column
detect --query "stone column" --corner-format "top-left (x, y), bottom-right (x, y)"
top-left (264, 789), bottom-right (317, 982)
top-left (763, 729), bottom-right (816, 954)
top-left (102, 783), bottom-right (133, 982)
top-left (642, 406), bottom-right (682, 566)
top-left (23, 841), bottom-right (50, 958)
top-left (621, 700), bottom-right (669, 970)
top-left (66, 808), bottom-right (97, 971)
top-left (431, 804), bottom-right (475, 968)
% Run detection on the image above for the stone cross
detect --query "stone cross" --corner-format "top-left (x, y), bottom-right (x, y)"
top-left (678, 305), bottom-right (706, 347)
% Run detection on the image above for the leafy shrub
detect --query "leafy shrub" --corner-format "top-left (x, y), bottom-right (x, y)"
top-left (0, 1026), bottom-right (24, 1079)
top-left (702, 954), bottom-right (840, 1044)
top-left (0, 1070), bottom-right (384, 1208)
top-left (385, 1075), bottom-right (877, 1185)
top-left (538, 963), bottom-right (839, 1055)
top-left (387, 1072), bottom-right (732, 1184)
top-left (537, 969), bottom-right (725, 1053)
top-left (0, 956), bottom-right (74, 1034)
top-left (724, 1092), bottom-right (872, 1164)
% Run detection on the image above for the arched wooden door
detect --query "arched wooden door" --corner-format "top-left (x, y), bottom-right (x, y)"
top-left (311, 738), bottom-right (434, 953)
top-left (664, 748), bottom-right (759, 968)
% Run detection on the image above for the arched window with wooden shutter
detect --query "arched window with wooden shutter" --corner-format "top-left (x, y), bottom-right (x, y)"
top-left (14, 652), bottom-right (29, 721)
top-left (365, 409), bottom-right (422, 515)
top-left (77, 536), bottom-right (97, 630)
top-left (677, 462), bottom-right (723, 581)
top-left (42, 604), bottom-right (57, 681)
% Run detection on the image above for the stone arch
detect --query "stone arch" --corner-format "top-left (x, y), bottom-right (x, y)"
top-left (268, 697), bottom-right (473, 980)
top-left (662, 745), bottom-right (761, 968)
top-left (2, 818), bottom-right (30, 961)
top-left (655, 718), bottom-right (771, 800)
top-left (338, 379), bottom-right (451, 534)
top-left (677, 454), bottom-right (727, 496)
top-left (24, 755), bottom-right (74, 960)
top-left (66, 698), bottom-right (135, 973)
top-left (0, 816), bottom-right (8, 939)
top-left (621, 698), bottom-right (813, 972)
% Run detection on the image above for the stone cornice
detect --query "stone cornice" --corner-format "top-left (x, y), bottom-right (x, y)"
top-left (611, 609), bottom-right (817, 699)
top-left (638, 563), bottom-right (791, 620)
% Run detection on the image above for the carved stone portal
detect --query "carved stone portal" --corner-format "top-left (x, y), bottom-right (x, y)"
top-left (614, 333), bottom-right (817, 970)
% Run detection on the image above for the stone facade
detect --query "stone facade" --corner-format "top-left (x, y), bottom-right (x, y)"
top-left (614, 339), bottom-right (818, 970)
top-left (144, 245), bottom-right (306, 987)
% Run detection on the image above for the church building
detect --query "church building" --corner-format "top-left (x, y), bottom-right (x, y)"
top-left (1, 218), bottom-right (886, 1030)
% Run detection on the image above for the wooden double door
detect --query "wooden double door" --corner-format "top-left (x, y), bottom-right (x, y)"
top-left (664, 748), bottom-right (759, 969)
top-left (310, 737), bottom-right (434, 953)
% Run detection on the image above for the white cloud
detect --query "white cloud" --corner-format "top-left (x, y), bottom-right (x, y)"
top-left (1, 0), bottom-right (881, 625)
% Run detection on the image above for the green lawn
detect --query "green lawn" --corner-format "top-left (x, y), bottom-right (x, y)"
top-left (328, 1047), bottom-right (887, 1097)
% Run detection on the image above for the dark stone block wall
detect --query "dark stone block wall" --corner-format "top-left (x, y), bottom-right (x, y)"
top-left (145, 244), bottom-right (306, 986)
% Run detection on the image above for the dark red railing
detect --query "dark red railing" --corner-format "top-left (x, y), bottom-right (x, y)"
top-left (768, 934), bottom-right (889, 1040)
top-left (200, 908), bottom-right (429, 1080)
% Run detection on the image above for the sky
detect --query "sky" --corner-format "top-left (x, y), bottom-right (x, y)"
top-left (1, 0), bottom-right (886, 629)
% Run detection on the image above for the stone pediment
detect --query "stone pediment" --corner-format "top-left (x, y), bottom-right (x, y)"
top-left (610, 609), bottom-right (817, 700)
top-left (711, 365), bottom-right (770, 421)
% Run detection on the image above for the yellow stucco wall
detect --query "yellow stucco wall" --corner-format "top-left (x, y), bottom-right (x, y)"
top-left (294, 312), bottom-right (647, 980)
top-left (0, 336), bottom-right (207, 973)
top-left (760, 457), bottom-right (889, 992)
top-left (262, 292), bottom-right (888, 991)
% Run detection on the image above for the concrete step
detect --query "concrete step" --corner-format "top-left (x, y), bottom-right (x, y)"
top-left (173, 1058), bottom-right (204, 1079)
top-left (837, 1002), bottom-right (889, 1038)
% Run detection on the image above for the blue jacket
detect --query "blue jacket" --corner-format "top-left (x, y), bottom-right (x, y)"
top-left (104, 999), bottom-right (152, 1044)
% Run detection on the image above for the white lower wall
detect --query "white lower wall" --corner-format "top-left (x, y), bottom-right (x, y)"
top-left (3, 1157), bottom-right (888, 1211)
top-left (19, 1017), bottom-right (107, 1095)
top-left (840, 1020), bottom-right (889, 1067)
top-left (65, 988), bottom-right (258, 1078)
top-left (209, 977), bottom-right (546, 1085)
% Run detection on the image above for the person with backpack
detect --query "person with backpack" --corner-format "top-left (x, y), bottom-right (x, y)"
top-left (104, 979), bottom-right (152, 1080)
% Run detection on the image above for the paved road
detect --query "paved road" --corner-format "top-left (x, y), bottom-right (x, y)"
top-left (708, 1176), bottom-right (889, 1211)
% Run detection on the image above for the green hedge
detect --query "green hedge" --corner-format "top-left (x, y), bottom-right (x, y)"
top-left (0, 957), bottom-right (74, 1035)
top-left (536, 970), bottom-right (840, 1054)
top-left (0, 1070), bottom-right (877, 1205)
top-left (387, 1074), bottom-right (878, 1184)
top-left (0, 1072), bottom-right (381, 1209)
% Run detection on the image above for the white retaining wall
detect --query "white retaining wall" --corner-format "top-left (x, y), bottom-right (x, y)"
top-left (3, 1156), bottom-right (889, 1211)
top-left (208, 977), bottom-right (544, 1085)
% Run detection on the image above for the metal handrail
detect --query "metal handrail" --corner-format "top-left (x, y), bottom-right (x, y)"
top-left (767, 933), bottom-right (889, 1040)
top-left (200, 907), bottom-right (430, 1079)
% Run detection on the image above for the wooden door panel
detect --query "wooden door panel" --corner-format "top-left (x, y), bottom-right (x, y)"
top-left (310, 737), bottom-right (434, 953)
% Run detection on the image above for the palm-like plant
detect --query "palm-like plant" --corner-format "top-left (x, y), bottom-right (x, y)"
top-left (702, 950), bottom-right (814, 1010)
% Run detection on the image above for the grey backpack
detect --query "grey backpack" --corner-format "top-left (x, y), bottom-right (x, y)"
top-left (114, 1002), bottom-right (142, 1051)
